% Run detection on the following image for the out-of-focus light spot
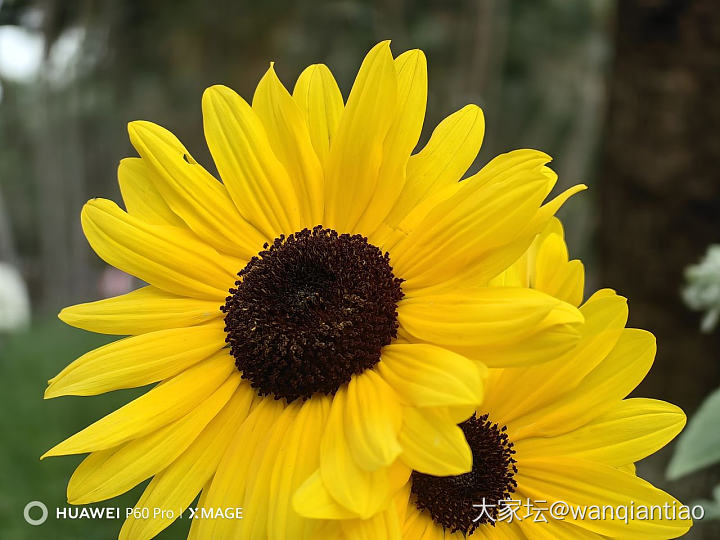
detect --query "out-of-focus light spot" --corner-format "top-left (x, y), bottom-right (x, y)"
top-left (0, 262), bottom-right (31, 332)
top-left (0, 25), bottom-right (44, 82)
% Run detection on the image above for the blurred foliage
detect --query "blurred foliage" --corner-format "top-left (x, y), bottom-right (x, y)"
top-left (668, 387), bottom-right (720, 482)
top-left (667, 246), bottom-right (720, 521)
top-left (683, 246), bottom-right (720, 332)
top-left (0, 0), bottom-right (613, 314)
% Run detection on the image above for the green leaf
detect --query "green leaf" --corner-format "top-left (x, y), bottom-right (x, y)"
top-left (667, 387), bottom-right (720, 479)
top-left (692, 484), bottom-right (720, 521)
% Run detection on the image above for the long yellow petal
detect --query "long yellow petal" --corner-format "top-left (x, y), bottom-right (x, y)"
top-left (392, 173), bottom-right (550, 290)
top-left (202, 84), bottom-right (303, 237)
top-left (516, 518), bottom-right (604, 539)
top-left (127, 121), bottom-right (265, 259)
top-left (402, 504), bottom-right (445, 540)
top-left (357, 49), bottom-right (427, 234)
top-left (324, 41), bottom-right (397, 232)
top-left (320, 386), bottom-right (391, 518)
top-left (377, 343), bottom-right (485, 407)
top-left (508, 328), bottom-right (656, 440)
top-left (267, 397), bottom-right (331, 540)
top-left (386, 104), bottom-right (484, 227)
top-left (292, 64), bottom-right (344, 166)
top-left (81, 199), bottom-right (237, 300)
top-left (117, 157), bottom-right (183, 226)
top-left (45, 321), bottom-right (226, 398)
top-left (399, 406), bottom-right (472, 476)
top-left (517, 458), bottom-right (692, 537)
top-left (58, 285), bottom-right (221, 336)
top-left (515, 398), bottom-right (686, 466)
top-left (240, 402), bottom-right (302, 540)
top-left (392, 150), bottom-right (584, 289)
top-left (67, 372), bottom-right (240, 504)
top-left (398, 287), bottom-right (583, 367)
top-left (292, 470), bottom-right (358, 520)
top-left (191, 397), bottom-right (285, 539)
top-left (253, 64), bottom-right (324, 224)
top-left (119, 385), bottom-right (254, 540)
top-left (533, 229), bottom-right (584, 307)
top-left (42, 351), bottom-right (235, 457)
top-left (484, 290), bottom-right (627, 423)
top-left (345, 371), bottom-right (403, 470)
top-left (340, 506), bottom-right (402, 540)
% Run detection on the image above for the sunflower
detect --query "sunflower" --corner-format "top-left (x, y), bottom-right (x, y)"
top-left (341, 219), bottom-right (691, 540)
top-left (44, 42), bottom-right (585, 539)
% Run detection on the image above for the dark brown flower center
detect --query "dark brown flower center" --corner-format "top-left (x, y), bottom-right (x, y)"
top-left (222, 226), bottom-right (403, 402)
top-left (411, 413), bottom-right (518, 534)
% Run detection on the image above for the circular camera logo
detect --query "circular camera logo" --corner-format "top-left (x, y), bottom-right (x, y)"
top-left (23, 501), bottom-right (48, 526)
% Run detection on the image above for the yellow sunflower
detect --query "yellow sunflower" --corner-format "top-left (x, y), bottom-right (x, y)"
top-left (44, 42), bottom-right (584, 539)
top-left (345, 219), bottom-right (692, 540)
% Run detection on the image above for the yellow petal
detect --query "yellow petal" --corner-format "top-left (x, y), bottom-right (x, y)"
top-left (67, 372), bottom-right (240, 504)
top-left (399, 406), bottom-right (472, 476)
top-left (191, 397), bottom-right (285, 539)
top-left (45, 321), bottom-right (226, 398)
top-left (127, 121), bottom-right (265, 259)
top-left (391, 163), bottom-right (551, 289)
top-left (202, 84), bottom-right (303, 237)
top-left (253, 64), bottom-right (323, 224)
top-left (386, 104), bottom-right (484, 227)
top-left (484, 290), bottom-right (627, 423)
top-left (340, 506), bottom-right (402, 540)
top-left (117, 157), bottom-right (183, 226)
top-left (509, 328), bottom-right (656, 440)
top-left (58, 285), bottom-right (221, 336)
top-left (320, 386), bottom-right (392, 518)
top-left (240, 401), bottom-right (302, 540)
top-left (445, 185), bottom-right (585, 292)
top-left (398, 287), bottom-right (583, 367)
top-left (292, 470), bottom-right (358, 520)
top-left (516, 518), bottom-right (604, 539)
top-left (267, 397), bottom-right (331, 540)
top-left (324, 41), bottom-right (398, 232)
top-left (42, 351), bottom-right (235, 457)
top-left (377, 343), bottom-right (485, 407)
top-left (81, 199), bottom-right (237, 300)
top-left (401, 504), bottom-right (440, 540)
top-left (345, 371), bottom-right (403, 470)
top-left (119, 385), bottom-right (254, 540)
top-left (292, 63), bottom-right (344, 166)
top-left (517, 457), bottom-right (692, 537)
top-left (533, 230), bottom-right (585, 307)
top-left (392, 150), bottom-right (584, 289)
top-left (515, 398), bottom-right (686, 466)
top-left (356, 49), bottom-right (427, 234)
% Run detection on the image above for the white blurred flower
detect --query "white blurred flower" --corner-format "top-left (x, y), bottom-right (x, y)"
top-left (0, 262), bottom-right (31, 332)
top-left (683, 245), bottom-right (720, 332)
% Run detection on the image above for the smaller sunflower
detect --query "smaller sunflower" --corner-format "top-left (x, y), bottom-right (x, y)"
top-left (333, 219), bottom-right (693, 539)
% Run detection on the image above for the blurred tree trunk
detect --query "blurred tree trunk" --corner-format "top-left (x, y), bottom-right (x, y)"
top-left (599, 0), bottom-right (720, 410)
top-left (599, 1), bottom-right (720, 532)
top-left (0, 188), bottom-right (18, 266)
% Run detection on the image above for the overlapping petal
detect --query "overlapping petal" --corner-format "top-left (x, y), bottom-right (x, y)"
top-left (397, 287), bottom-right (583, 367)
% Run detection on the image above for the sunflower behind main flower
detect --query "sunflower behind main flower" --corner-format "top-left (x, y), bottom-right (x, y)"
top-left (360, 219), bottom-right (692, 540)
top-left (44, 42), bottom-right (584, 540)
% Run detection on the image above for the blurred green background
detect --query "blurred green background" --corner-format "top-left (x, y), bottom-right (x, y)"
top-left (0, 0), bottom-right (718, 538)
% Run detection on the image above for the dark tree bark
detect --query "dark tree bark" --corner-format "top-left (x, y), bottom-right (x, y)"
top-left (599, 2), bottom-right (720, 536)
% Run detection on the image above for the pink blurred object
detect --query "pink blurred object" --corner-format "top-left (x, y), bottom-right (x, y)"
top-left (98, 267), bottom-right (135, 298)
